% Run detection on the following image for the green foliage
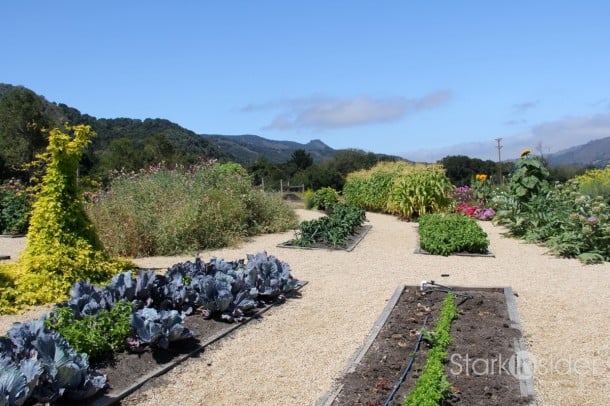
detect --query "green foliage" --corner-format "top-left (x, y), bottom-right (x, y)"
top-left (509, 153), bottom-right (550, 202)
top-left (309, 187), bottom-right (340, 211)
top-left (572, 165), bottom-right (610, 201)
top-left (387, 166), bottom-right (454, 220)
top-left (0, 125), bottom-right (134, 314)
top-left (493, 175), bottom-right (610, 263)
top-left (0, 180), bottom-right (31, 234)
top-left (291, 203), bottom-right (366, 248)
top-left (86, 162), bottom-right (298, 257)
top-left (419, 213), bottom-right (489, 256)
top-left (343, 162), bottom-right (411, 212)
top-left (440, 155), bottom-right (499, 186)
top-left (44, 300), bottom-right (134, 361)
top-left (0, 85), bottom-right (56, 180)
top-left (404, 293), bottom-right (458, 406)
top-left (343, 162), bottom-right (453, 219)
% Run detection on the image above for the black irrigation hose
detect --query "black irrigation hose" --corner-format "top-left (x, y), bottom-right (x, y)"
top-left (383, 315), bottom-right (429, 406)
top-left (421, 281), bottom-right (474, 306)
top-left (384, 284), bottom-right (474, 405)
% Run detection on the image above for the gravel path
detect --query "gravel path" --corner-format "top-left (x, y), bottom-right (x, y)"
top-left (2, 210), bottom-right (609, 405)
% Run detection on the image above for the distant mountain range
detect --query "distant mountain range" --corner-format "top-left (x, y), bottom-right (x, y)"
top-left (1, 83), bottom-right (608, 167)
top-left (548, 137), bottom-right (610, 167)
top-left (200, 134), bottom-right (338, 163)
top-left (0, 83), bottom-right (386, 165)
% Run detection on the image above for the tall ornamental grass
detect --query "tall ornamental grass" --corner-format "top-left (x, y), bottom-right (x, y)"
top-left (86, 162), bottom-right (298, 257)
top-left (343, 161), bottom-right (453, 219)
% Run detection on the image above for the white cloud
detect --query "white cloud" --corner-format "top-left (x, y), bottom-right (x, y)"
top-left (242, 91), bottom-right (452, 131)
top-left (402, 112), bottom-right (610, 162)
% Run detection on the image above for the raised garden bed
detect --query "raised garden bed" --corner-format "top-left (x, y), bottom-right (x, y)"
top-left (318, 285), bottom-right (536, 405)
top-left (67, 282), bottom-right (307, 406)
top-left (277, 224), bottom-right (372, 252)
top-left (414, 246), bottom-right (495, 258)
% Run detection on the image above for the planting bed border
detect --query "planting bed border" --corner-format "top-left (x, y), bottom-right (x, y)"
top-left (0, 234), bottom-right (26, 238)
top-left (317, 284), bottom-right (536, 406)
top-left (276, 224), bottom-right (372, 252)
top-left (83, 281), bottom-right (308, 406)
top-left (414, 246), bottom-right (495, 257)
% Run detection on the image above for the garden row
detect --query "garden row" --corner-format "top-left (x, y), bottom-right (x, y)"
top-left (0, 252), bottom-right (299, 405)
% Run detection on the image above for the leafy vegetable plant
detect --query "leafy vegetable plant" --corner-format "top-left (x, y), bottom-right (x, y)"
top-left (291, 203), bottom-right (366, 248)
top-left (419, 213), bottom-right (489, 256)
top-left (405, 293), bottom-right (458, 405)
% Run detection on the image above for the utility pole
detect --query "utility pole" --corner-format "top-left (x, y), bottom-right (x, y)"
top-left (495, 138), bottom-right (503, 185)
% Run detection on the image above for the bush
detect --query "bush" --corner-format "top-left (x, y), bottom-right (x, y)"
top-left (309, 187), bottom-right (340, 211)
top-left (572, 165), bottom-right (610, 201)
top-left (419, 213), bottom-right (489, 256)
top-left (0, 179), bottom-right (31, 234)
top-left (86, 162), bottom-right (298, 257)
top-left (0, 125), bottom-right (133, 314)
top-left (492, 152), bottom-right (610, 263)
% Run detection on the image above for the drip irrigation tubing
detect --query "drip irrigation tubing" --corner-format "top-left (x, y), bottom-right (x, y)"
top-left (384, 284), bottom-right (475, 405)
top-left (421, 281), bottom-right (474, 306)
top-left (383, 315), bottom-right (429, 406)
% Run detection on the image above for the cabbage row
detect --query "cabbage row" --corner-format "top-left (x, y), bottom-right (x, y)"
top-left (0, 252), bottom-right (299, 405)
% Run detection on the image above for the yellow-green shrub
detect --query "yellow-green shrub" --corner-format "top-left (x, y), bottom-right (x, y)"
top-left (0, 125), bottom-right (133, 314)
top-left (573, 165), bottom-right (610, 200)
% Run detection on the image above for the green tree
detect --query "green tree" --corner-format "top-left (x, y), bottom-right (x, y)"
top-left (289, 149), bottom-right (313, 170)
top-left (143, 133), bottom-right (177, 165)
top-left (0, 87), bottom-right (53, 179)
top-left (440, 155), bottom-right (497, 185)
top-left (99, 137), bottom-right (143, 173)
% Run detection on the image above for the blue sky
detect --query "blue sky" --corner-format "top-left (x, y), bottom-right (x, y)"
top-left (2, 1), bottom-right (610, 162)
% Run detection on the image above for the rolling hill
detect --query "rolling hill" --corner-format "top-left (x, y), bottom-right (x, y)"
top-left (548, 137), bottom-right (610, 167)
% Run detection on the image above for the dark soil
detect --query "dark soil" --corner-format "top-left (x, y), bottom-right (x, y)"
top-left (328, 287), bottom-right (535, 405)
top-left (63, 291), bottom-right (303, 406)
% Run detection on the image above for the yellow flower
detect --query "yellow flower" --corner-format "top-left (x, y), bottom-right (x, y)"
top-left (520, 148), bottom-right (532, 157)
top-left (475, 174), bottom-right (488, 182)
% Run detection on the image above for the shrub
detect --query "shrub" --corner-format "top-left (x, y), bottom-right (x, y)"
top-left (493, 152), bottom-right (610, 263)
top-left (309, 187), bottom-right (340, 211)
top-left (86, 162), bottom-right (298, 257)
top-left (0, 179), bottom-right (31, 234)
top-left (419, 213), bottom-right (489, 256)
top-left (572, 165), bottom-right (610, 201)
top-left (0, 125), bottom-right (133, 314)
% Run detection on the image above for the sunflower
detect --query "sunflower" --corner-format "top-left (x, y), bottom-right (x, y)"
top-left (520, 148), bottom-right (532, 157)
top-left (475, 174), bottom-right (488, 182)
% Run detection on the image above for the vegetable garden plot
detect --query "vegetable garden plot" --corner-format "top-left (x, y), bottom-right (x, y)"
top-left (278, 224), bottom-right (372, 252)
top-left (318, 285), bottom-right (535, 406)
top-left (85, 284), bottom-right (305, 406)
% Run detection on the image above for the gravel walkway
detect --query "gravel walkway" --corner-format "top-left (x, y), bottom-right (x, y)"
top-left (1, 210), bottom-right (609, 405)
